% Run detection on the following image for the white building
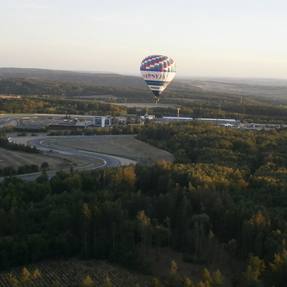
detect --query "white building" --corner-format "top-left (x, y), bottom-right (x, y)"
top-left (94, 116), bottom-right (112, 128)
top-left (140, 114), bottom-right (156, 121)
top-left (195, 118), bottom-right (239, 126)
top-left (162, 116), bottom-right (193, 122)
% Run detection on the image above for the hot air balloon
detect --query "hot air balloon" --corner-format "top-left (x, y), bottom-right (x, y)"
top-left (140, 55), bottom-right (176, 103)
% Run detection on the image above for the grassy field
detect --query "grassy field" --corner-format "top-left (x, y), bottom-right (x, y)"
top-left (0, 147), bottom-right (69, 170)
top-left (0, 260), bottom-right (150, 287)
top-left (43, 135), bottom-right (174, 164)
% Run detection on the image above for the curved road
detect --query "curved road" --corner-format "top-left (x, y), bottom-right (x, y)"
top-left (0, 136), bottom-right (135, 182)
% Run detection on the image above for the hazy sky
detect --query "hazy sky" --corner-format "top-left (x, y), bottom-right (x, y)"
top-left (1, 0), bottom-right (287, 78)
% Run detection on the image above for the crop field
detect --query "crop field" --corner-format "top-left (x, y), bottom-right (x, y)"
top-left (0, 147), bottom-right (69, 170)
top-left (43, 135), bottom-right (174, 164)
top-left (0, 260), bottom-right (150, 287)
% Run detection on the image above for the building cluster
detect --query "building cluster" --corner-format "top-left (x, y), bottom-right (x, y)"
top-left (13, 114), bottom-right (241, 130)
top-left (1, 113), bottom-right (285, 131)
top-left (15, 114), bottom-right (147, 130)
top-left (160, 116), bottom-right (240, 127)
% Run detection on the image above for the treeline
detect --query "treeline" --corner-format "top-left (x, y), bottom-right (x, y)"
top-left (0, 162), bottom-right (48, 177)
top-left (0, 97), bottom-right (126, 115)
top-left (5, 263), bottom-right (224, 287)
top-left (0, 138), bottom-right (39, 153)
top-left (0, 78), bottom-right (149, 101)
top-left (0, 78), bottom-right (122, 97)
top-left (138, 122), bottom-right (287, 171)
top-left (0, 164), bottom-right (39, 177)
top-left (48, 125), bottom-right (143, 136)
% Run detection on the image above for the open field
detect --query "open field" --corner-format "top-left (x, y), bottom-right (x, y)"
top-left (0, 260), bottom-right (150, 287)
top-left (3, 135), bottom-right (137, 180)
top-left (41, 135), bottom-right (174, 164)
top-left (0, 147), bottom-right (69, 170)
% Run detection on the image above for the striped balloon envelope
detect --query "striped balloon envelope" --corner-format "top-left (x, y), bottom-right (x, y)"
top-left (140, 55), bottom-right (176, 103)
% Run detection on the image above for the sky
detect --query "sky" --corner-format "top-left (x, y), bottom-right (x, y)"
top-left (1, 0), bottom-right (287, 78)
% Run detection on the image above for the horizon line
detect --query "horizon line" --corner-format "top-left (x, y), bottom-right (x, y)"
top-left (1, 66), bottom-right (287, 82)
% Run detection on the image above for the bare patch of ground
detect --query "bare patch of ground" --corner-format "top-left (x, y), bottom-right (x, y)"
top-left (0, 147), bottom-right (69, 170)
top-left (44, 135), bottom-right (174, 164)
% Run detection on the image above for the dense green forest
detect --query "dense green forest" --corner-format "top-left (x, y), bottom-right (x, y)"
top-left (137, 123), bottom-right (287, 286)
top-left (1, 123), bottom-right (287, 285)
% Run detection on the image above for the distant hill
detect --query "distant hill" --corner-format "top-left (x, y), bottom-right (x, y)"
top-left (183, 78), bottom-right (287, 99)
top-left (0, 67), bottom-right (144, 89)
top-left (1, 67), bottom-right (287, 103)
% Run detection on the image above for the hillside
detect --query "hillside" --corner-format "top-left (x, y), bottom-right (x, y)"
top-left (2, 68), bottom-right (287, 122)
top-left (0, 68), bottom-right (144, 89)
top-left (1, 68), bottom-right (287, 102)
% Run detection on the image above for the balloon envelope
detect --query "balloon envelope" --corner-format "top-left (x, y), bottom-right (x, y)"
top-left (140, 55), bottom-right (176, 100)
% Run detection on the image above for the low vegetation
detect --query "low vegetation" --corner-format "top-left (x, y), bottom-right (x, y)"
top-left (0, 164), bottom-right (39, 177)
top-left (0, 137), bottom-right (39, 153)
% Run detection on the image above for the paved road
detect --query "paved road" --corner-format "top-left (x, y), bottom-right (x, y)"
top-left (29, 137), bottom-right (133, 167)
top-left (0, 136), bottom-right (135, 182)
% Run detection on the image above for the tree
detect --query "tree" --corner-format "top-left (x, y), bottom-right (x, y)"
top-left (169, 260), bottom-right (178, 274)
top-left (41, 162), bottom-right (49, 171)
top-left (81, 275), bottom-right (95, 287)
top-left (243, 256), bottom-right (265, 287)
top-left (212, 270), bottom-right (224, 287)
top-left (202, 268), bottom-right (212, 283)
top-left (82, 203), bottom-right (92, 258)
top-left (20, 267), bottom-right (31, 284)
top-left (103, 276), bottom-right (112, 287)
top-left (137, 210), bottom-right (151, 253)
top-left (151, 278), bottom-right (163, 287)
top-left (32, 268), bottom-right (42, 280)
top-left (266, 249), bottom-right (287, 287)
top-left (7, 273), bottom-right (19, 287)
top-left (183, 277), bottom-right (195, 287)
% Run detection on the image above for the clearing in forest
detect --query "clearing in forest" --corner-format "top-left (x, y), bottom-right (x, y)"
top-left (42, 135), bottom-right (174, 164)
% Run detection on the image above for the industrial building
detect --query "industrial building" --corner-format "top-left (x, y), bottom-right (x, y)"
top-left (94, 116), bottom-right (112, 128)
top-left (162, 116), bottom-right (193, 122)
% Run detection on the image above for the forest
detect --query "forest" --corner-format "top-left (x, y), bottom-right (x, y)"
top-left (0, 97), bottom-right (126, 116)
top-left (0, 123), bottom-right (287, 286)
top-left (2, 76), bottom-right (287, 123)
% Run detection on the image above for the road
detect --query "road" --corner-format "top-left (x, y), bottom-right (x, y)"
top-left (30, 137), bottom-right (135, 167)
top-left (0, 136), bottom-right (135, 182)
